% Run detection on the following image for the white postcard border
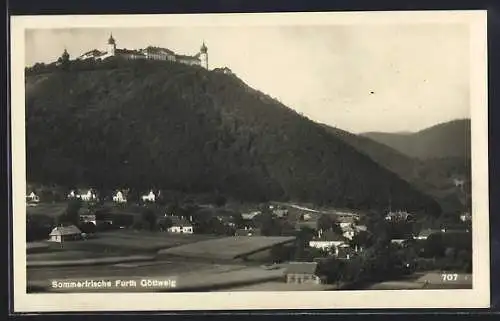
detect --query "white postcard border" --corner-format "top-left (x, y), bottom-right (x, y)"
top-left (11, 11), bottom-right (490, 312)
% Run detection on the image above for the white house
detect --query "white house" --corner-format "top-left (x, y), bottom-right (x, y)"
top-left (385, 211), bottom-right (413, 222)
top-left (141, 190), bottom-right (156, 202)
top-left (273, 208), bottom-right (289, 217)
top-left (242, 211), bottom-right (261, 220)
top-left (112, 190), bottom-right (127, 203)
top-left (167, 217), bottom-right (193, 234)
top-left (49, 225), bottom-right (82, 243)
top-left (26, 192), bottom-right (40, 203)
top-left (302, 213), bottom-right (313, 221)
top-left (391, 238), bottom-right (410, 245)
top-left (460, 212), bottom-right (472, 222)
top-left (68, 189), bottom-right (97, 202)
top-left (342, 224), bottom-right (367, 240)
top-left (80, 190), bottom-right (97, 201)
top-left (309, 230), bottom-right (347, 255)
top-left (336, 216), bottom-right (357, 230)
top-left (415, 229), bottom-right (441, 240)
top-left (453, 178), bottom-right (465, 190)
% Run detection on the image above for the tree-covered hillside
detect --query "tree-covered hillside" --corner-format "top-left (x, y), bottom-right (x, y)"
top-left (25, 58), bottom-right (442, 215)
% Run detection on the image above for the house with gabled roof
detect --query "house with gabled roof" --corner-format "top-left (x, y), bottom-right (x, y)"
top-left (167, 216), bottom-right (193, 234)
top-left (284, 262), bottom-right (324, 285)
top-left (26, 191), bottom-right (40, 204)
top-left (112, 190), bottom-right (128, 203)
top-left (48, 225), bottom-right (82, 243)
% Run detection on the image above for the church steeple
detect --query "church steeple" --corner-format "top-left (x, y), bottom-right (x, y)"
top-left (61, 48), bottom-right (70, 61)
top-left (200, 41), bottom-right (208, 69)
top-left (107, 33), bottom-right (116, 56)
top-left (108, 33), bottom-right (116, 45)
top-left (200, 41), bottom-right (208, 54)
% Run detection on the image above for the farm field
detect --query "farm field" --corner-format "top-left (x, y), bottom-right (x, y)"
top-left (27, 230), bottom-right (220, 257)
top-left (27, 250), bottom-right (114, 262)
top-left (26, 203), bottom-right (67, 217)
top-left (158, 236), bottom-right (297, 260)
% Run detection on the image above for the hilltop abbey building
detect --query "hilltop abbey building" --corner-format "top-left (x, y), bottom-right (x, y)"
top-left (77, 33), bottom-right (209, 69)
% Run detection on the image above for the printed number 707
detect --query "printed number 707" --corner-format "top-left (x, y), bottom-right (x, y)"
top-left (442, 273), bottom-right (458, 281)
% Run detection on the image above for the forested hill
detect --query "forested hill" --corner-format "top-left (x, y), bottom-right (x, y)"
top-left (322, 125), bottom-right (471, 214)
top-left (361, 119), bottom-right (471, 160)
top-left (25, 58), bottom-right (441, 215)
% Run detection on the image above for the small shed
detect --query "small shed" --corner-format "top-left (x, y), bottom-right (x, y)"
top-left (48, 225), bottom-right (82, 243)
top-left (284, 262), bottom-right (323, 285)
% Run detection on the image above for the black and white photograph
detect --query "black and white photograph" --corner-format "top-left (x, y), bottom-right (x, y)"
top-left (11, 11), bottom-right (489, 311)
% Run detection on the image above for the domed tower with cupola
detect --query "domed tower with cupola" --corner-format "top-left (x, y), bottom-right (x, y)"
top-left (107, 33), bottom-right (116, 56)
top-left (200, 41), bottom-right (208, 69)
top-left (61, 48), bottom-right (70, 62)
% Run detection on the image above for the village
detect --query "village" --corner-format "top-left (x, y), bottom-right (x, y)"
top-left (26, 186), bottom-right (473, 292)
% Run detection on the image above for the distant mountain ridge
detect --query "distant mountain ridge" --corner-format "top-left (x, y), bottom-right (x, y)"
top-left (322, 121), bottom-right (471, 214)
top-left (25, 58), bottom-right (441, 215)
top-left (361, 119), bottom-right (471, 160)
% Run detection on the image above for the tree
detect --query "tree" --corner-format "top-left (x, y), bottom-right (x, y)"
top-left (317, 214), bottom-right (333, 232)
top-left (214, 194), bottom-right (227, 207)
top-left (269, 244), bottom-right (293, 263)
top-left (132, 220), bottom-right (144, 230)
top-left (423, 233), bottom-right (445, 257)
top-left (317, 257), bottom-right (344, 284)
top-left (257, 212), bottom-right (281, 236)
top-left (331, 221), bottom-right (343, 235)
top-left (349, 230), bottom-right (372, 251)
top-left (79, 222), bottom-right (96, 234)
top-left (158, 216), bottom-right (173, 231)
top-left (57, 198), bottom-right (82, 226)
top-left (141, 208), bottom-right (157, 231)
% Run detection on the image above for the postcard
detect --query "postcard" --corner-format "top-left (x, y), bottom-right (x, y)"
top-left (11, 10), bottom-right (489, 312)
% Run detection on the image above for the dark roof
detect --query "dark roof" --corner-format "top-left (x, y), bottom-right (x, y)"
top-left (143, 46), bottom-right (175, 55)
top-left (50, 225), bottom-right (82, 236)
top-left (285, 262), bottom-right (318, 275)
top-left (295, 221), bottom-right (318, 230)
top-left (200, 42), bottom-right (207, 53)
top-left (116, 48), bottom-right (144, 55)
top-left (169, 216), bottom-right (192, 227)
top-left (81, 49), bottom-right (105, 57)
top-left (108, 33), bottom-right (115, 45)
top-left (214, 67), bottom-right (232, 73)
top-left (336, 216), bottom-right (356, 224)
top-left (315, 230), bottom-right (345, 242)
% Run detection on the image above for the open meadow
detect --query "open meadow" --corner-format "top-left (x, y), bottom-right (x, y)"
top-left (26, 229), bottom-right (221, 264)
top-left (158, 235), bottom-right (296, 260)
top-left (26, 203), bottom-right (67, 218)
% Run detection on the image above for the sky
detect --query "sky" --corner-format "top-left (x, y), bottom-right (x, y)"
top-left (25, 24), bottom-right (471, 133)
